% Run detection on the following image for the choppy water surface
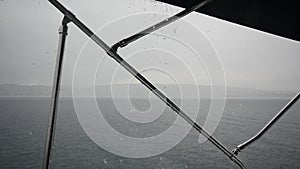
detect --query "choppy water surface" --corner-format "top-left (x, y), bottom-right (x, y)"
top-left (0, 97), bottom-right (299, 168)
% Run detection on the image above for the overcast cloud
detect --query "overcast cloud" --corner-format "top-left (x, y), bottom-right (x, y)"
top-left (0, 0), bottom-right (299, 92)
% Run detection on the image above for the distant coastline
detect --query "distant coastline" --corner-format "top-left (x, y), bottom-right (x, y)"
top-left (0, 83), bottom-right (296, 99)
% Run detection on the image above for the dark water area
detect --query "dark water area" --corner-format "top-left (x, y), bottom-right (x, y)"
top-left (0, 97), bottom-right (299, 169)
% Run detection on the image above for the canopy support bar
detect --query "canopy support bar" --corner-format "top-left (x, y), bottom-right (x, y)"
top-left (46, 1), bottom-right (245, 168)
top-left (232, 92), bottom-right (300, 155)
top-left (42, 16), bottom-right (70, 169)
top-left (110, 0), bottom-right (212, 52)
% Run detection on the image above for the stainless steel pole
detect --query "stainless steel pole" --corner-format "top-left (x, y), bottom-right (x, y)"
top-left (111, 0), bottom-right (213, 52)
top-left (42, 16), bottom-right (70, 169)
top-left (232, 92), bottom-right (300, 155)
top-left (47, 1), bottom-right (246, 168)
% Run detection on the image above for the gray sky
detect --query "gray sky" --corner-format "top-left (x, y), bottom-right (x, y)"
top-left (0, 0), bottom-right (299, 92)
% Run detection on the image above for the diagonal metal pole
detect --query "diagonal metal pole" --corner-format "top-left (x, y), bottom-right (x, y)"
top-left (47, 1), bottom-right (246, 168)
top-left (232, 91), bottom-right (300, 156)
top-left (42, 16), bottom-right (70, 169)
top-left (111, 0), bottom-right (213, 52)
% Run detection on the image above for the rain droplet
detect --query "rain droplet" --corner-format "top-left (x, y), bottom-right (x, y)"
top-left (103, 159), bottom-right (107, 165)
top-left (159, 157), bottom-right (163, 161)
top-left (130, 108), bottom-right (135, 113)
top-left (173, 27), bottom-right (178, 34)
top-left (29, 131), bottom-right (32, 136)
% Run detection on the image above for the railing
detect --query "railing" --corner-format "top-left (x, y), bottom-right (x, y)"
top-left (43, 1), bottom-right (300, 169)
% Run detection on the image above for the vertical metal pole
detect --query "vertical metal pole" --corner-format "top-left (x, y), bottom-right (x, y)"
top-left (47, 1), bottom-right (246, 168)
top-left (42, 16), bottom-right (70, 169)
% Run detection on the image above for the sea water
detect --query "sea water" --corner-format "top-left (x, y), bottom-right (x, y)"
top-left (0, 97), bottom-right (299, 169)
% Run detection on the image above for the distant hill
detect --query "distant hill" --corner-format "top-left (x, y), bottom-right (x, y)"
top-left (0, 84), bottom-right (51, 97)
top-left (0, 83), bottom-right (295, 99)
